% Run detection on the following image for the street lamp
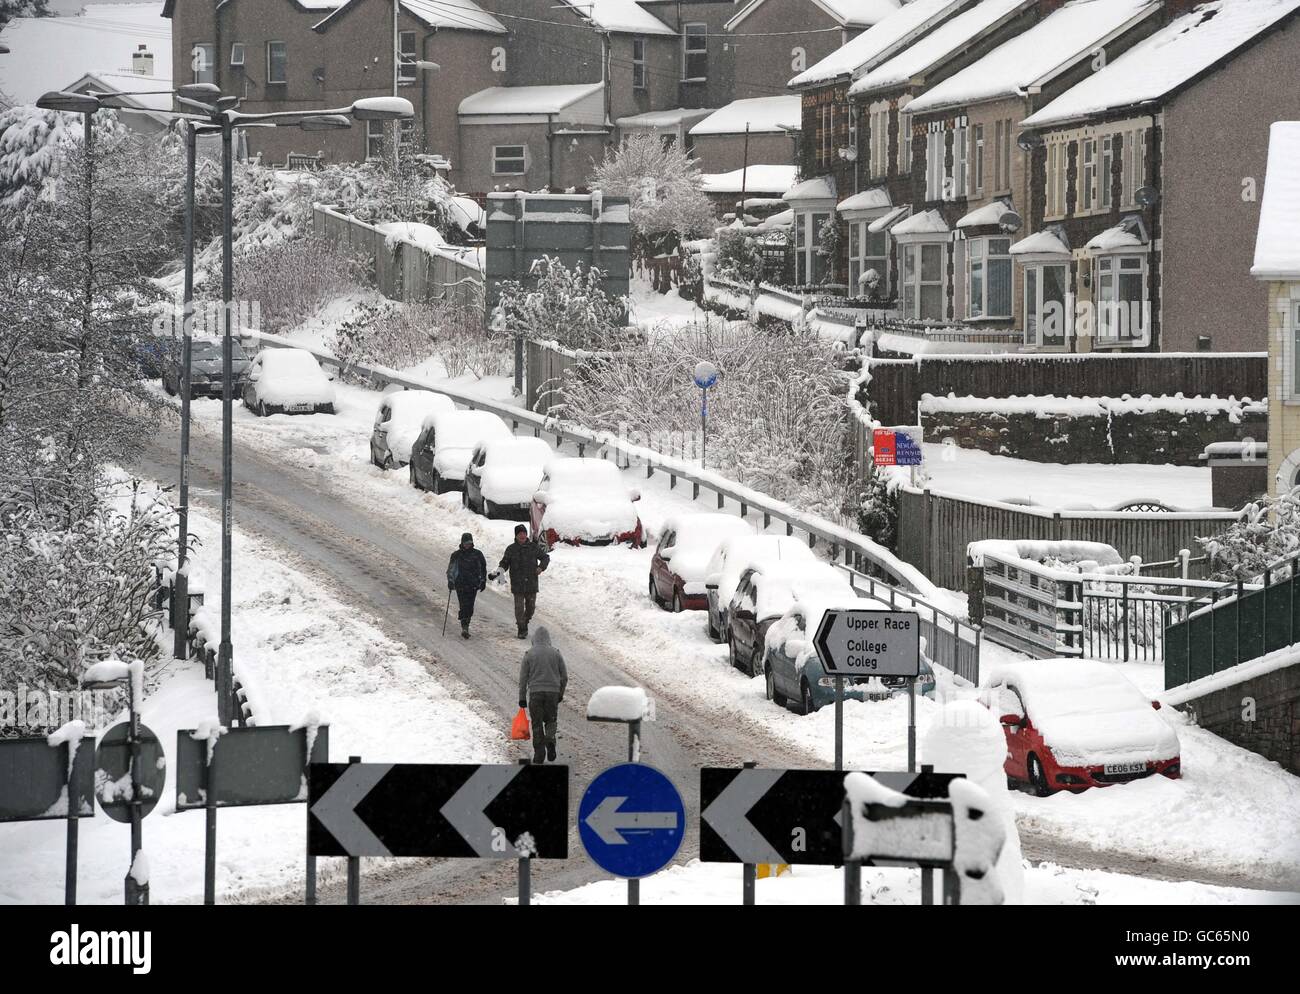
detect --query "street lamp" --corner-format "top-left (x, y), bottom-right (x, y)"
top-left (693, 361), bottom-right (718, 469)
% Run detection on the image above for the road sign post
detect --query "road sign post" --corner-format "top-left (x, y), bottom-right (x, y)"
top-left (0, 730), bottom-right (95, 905)
top-left (94, 718), bottom-right (165, 907)
top-left (176, 722), bottom-right (329, 905)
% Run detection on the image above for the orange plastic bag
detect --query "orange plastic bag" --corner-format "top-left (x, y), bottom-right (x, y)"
top-left (510, 707), bottom-right (531, 741)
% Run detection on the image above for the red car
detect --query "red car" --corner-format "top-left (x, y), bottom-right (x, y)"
top-left (530, 458), bottom-right (643, 549)
top-left (982, 661), bottom-right (1181, 796)
top-left (649, 513), bottom-right (753, 612)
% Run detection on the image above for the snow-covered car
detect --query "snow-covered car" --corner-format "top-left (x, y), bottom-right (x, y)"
top-left (162, 338), bottom-right (251, 398)
top-left (649, 513), bottom-right (754, 612)
top-left (702, 534), bottom-right (815, 642)
top-left (980, 660), bottom-right (1180, 796)
top-left (242, 348), bottom-right (335, 416)
top-left (725, 561), bottom-right (855, 677)
top-left (763, 597), bottom-right (938, 715)
top-left (369, 389), bottom-right (455, 469)
top-left (529, 458), bottom-right (643, 548)
top-left (462, 436), bottom-right (553, 519)
top-left (409, 410), bottom-right (512, 493)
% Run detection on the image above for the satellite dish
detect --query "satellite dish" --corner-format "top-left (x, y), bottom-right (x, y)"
top-left (999, 210), bottom-right (1023, 233)
top-left (1135, 186), bottom-right (1160, 207)
top-left (1016, 131), bottom-right (1043, 152)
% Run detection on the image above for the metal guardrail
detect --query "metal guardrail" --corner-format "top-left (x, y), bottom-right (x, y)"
top-left (245, 331), bottom-right (941, 603)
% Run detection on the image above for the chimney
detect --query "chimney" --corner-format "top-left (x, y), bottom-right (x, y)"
top-left (132, 44), bottom-right (154, 77)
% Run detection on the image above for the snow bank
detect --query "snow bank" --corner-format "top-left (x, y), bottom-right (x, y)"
top-left (586, 686), bottom-right (655, 722)
top-left (921, 392), bottom-right (1264, 420)
top-left (967, 538), bottom-right (1123, 569)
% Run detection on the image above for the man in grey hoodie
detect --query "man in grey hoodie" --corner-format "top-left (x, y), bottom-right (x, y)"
top-left (518, 626), bottom-right (567, 764)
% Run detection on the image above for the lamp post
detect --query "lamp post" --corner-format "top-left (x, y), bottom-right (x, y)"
top-left (692, 360), bottom-right (718, 470)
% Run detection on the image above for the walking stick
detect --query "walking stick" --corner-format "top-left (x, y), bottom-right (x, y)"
top-left (441, 589), bottom-right (452, 637)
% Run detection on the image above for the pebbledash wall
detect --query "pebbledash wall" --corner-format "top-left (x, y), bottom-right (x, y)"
top-left (920, 396), bottom-right (1268, 467)
top-left (1173, 662), bottom-right (1300, 777)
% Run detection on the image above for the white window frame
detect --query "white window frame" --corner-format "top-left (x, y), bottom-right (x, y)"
top-left (953, 121), bottom-right (968, 199)
top-left (848, 222), bottom-right (890, 298)
top-left (1024, 262), bottom-right (1070, 348)
top-left (1101, 135), bottom-right (1114, 209)
top-left (795, 211), bottom-right (831, 286)
top-left (267, 41), bottom-right (287, 85)
top-left (870, 104), bottom-right (888, 180)
top-left (493, 144), bottom-right (527, 176)
top-left (993, 120), bottom-right (1003, 191)
top-left (1081, 137), bottom-right (1097, 212)
top-left (230, 42), bottom-right (245, 67)
top-left (1096, 253), bottom-right (1148, 343)
top-left (900, 241), bottom-right (946, 321)
top-left (972, 124), bottom-right (984, 195)
top-left (366, 119), bottom-right (384, 161)
top-left (925, 126), bottom-right (944, 201)
top-left (683, 23), bottom-right (707, 82)
top-left (897, 96), bottom-right (913, 175)
top-left (398, 30), bottom-right (418, 83)
top-left (966, 236), bottom-right (1012, 320)
top-left (632, 37), bottom-right (647, 89)
top-left (193, 42), bottom-right (216, 84)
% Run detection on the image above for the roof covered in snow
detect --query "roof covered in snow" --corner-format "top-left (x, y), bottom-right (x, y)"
top-left (69, 70), bottom-right (176, 113)
top-left (906, 0), bottom-right (1160, 114)
top-left (789, 0), bottom-right (966, 88)
top-left (557, 0), bottom-right (676, 35)
top-left (0, 3), bottom-right (170, 109)
top-left (615, 107), bottom-right (714, 129)
top-left (869, 204), bottom-right (910, 231)
top-left (1085, 216), bottom-right (1148, 252)
top-left (700, 164), bottom-right (798, 194)
top-left (956, 199), bottom-right (1015, 228)
top-left (837, 187), bottom-right (892, 213)
top-left (1252, 122), bottom-right (1300, 279)
top-left (891, 207), bottom-right (949, 235)
top-left (848, 0), bottom-right (1033, 99)
top-left (459, 82), bottom-right (604, 116)
top-left (689, 96), bottom-right (801, 136)
top-left (784, 174), bottom-right (837, 203)
top-left (729, 0), bottom-right (899, 30)
top-left (314, 0), bottom-right (505, 32)
top-left (1023, 0), bottom-right (1300, 129)
top-left (1010, 227), bottom-right (1070, 256)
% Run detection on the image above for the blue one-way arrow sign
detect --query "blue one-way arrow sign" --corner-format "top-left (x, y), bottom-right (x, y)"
top-left (579, 764), bottom-right (684, 878)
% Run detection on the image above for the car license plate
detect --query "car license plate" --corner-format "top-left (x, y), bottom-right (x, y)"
top-left (1104, 761), bottom-right (1146, 775)
top-left (286, 403), bottom-right (312, 413)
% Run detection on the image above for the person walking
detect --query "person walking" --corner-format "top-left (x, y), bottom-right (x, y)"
top-left (490, 524), bottom-right (549, 639)
top-left (518, 626), bottom-right (566, 764)
top-left (446, 532), bottom-right (487, 639)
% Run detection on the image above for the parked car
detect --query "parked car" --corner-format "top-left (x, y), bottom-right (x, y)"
top-left (763, 597), bottom-right (938, 714)
top-left (462, 436), bottom-right (553, 519)
top-left (702, 535), bottom-right (815, 642)
top-left (369, 389), bottom-right (455, 469)
top-left (409, 410), bottom-right (511, 493)
top-left (649, 513), bottom-right (754, 613)
top-left (162, 339), bottom-right (252, 398)
top-left (242, 348), bottom-right (335, 416)
top-left (724, 561), bottom-right (855, 677)
top-left (979, 660), bottom-right (1180, 796)
top-left (530, 458), bottom-right (643, 548)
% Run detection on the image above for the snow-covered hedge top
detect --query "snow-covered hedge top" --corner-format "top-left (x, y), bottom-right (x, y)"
top-left (967, 539), bottom-right (1122, 570)
top-left (587, 686), bottom-right (654, 722)
top-left (921, 393), bottom-right (1264, 421)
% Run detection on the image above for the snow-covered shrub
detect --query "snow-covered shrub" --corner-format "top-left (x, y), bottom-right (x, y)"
top-left (228, 234), bottom-right (365, 335)
top-left (712, 226), bottom-right (764, 287)
top-left (0, 492), bottom-right (172, 695)
top-left (0, 103), bottom-right (75, 211)
top-left (1200, 487), bottom-right (1300, 582)
top-left (857, 470), bottom-right (899, 549)
top-left (493, 255), bottom-right (627, 351)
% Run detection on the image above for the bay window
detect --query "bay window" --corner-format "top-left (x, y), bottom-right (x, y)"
top-left (967, 237), bottom-right (1011, 319)
top-left (1024, 263), bottom-right (1068, 348)
top-left (795, 211), bottom-right (831, 285)
top-left (900, 242), bottom-right (946, 321)
top-left (848, 222), bottom-right (890, 298)
top-left (1096, 254), bottom-right (1147, 342)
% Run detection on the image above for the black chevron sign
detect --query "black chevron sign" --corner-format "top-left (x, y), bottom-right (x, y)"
top-left (308, 763), bottom-right (568, 859)
top-left (699, 768), bottom-right (962, 865)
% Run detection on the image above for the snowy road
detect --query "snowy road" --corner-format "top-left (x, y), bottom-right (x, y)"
top-left (133, 423), bottom-right (827, 904)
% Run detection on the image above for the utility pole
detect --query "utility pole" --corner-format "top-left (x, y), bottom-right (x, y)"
top-left (739, 123), bottom-right (750, 224)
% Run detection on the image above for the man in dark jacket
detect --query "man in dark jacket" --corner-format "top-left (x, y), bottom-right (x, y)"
top-left (446, 532), bottom-right (487, 639)
top-left (518, 626), bottom-right (566, 764)
top-left (490, 524), bottom-right (550, 639)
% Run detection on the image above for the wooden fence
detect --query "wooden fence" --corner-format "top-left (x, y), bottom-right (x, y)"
top-left (863, 352), bottom-right (1268, 426)
top-left (312, 204), bottom-right (483, 308)
top-left (896, 487), bottom-right (1245, 591)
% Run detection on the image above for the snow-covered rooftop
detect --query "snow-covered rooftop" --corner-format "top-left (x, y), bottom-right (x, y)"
top-left (315, 0), bottom-right (506, 33)
top-left (837, 187), bottom-right (892, 212)
top-left (557, 0), bottom-right (676, 35)
top-left (869, 204), bottom-right (909, 232)
top-left (729, 0), bottom-right (899, 30)
top-left (1085, 217), bottom-right (1147, 252)
top-left (71, 70), bottom-right (176, 113)
top-left (1023, 0), bottom-right (1300, 129)
top-left (615, 107), bottom-right (713, 129)
top-left (905, 0), bottom-right (1159, 115)
top-left (789, 0), bottom-right (964, 88)
top-left (688, 96), bottom-right (801, 136)
top-left (891, 208), bottom-right (949, 235)
top-left (1252, 121), bottom-right (1300, 279)
top-left (956, 199), bottom-right (1015, 228)
top-left (783, 174), bottom-right (837, 202)
top-left (699, 164), bottom-right (798, 195)
top-left (0, 3), bottom-right (170, 108)
top-left (1010, 227), bottom-right (1070, 256)
top-left (848, 0), bottom-right (1032, 99)
top-left (459, 82), bottom-right (603, 116)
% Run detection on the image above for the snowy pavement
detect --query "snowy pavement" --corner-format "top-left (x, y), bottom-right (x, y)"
top-left (149, 374), bottom-right (1300, 895)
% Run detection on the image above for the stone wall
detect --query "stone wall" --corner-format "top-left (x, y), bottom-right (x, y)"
top-left (922, 405), bottom-right (1268, 466)
top-left (1175, 662), bottom-right (1300, 776)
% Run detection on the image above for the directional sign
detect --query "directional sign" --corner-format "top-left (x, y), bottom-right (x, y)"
top-left (579, 764), bottom-right (685, 879)
top-left (94, 722), bottom-right (166, 823)
top-left (813, 609), bottom-right (920, 678)
top-left (307, 763), bottom-right (568, 859)
top-left (175, 725), bottom-right (329, 810)
top-left (0, 736), bottom-right (95, 823)
top-left (699, 768), bottom-right (962, 865)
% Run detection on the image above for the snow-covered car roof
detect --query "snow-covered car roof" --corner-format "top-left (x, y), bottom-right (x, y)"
top-left (382, 391), bottom-right (454, 424)
top-left (541, 457), bottom-right (626, 492)
top-left (738, 561), bottom-right (856, 622)
top-left (428, 410), bottom-right (511, 449)
top-left (707, 533), bottom-right (815, 579)
top-left (478, 436), bottom-right (552, 464)
top-left (983, 660), bottom-right (1151, 713)
top-left (260, 348), bottom-right (326, 376)
top-left (660, 513), bottom-right (754, 581)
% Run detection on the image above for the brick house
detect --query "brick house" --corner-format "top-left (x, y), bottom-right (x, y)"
top-left (1018, 0), bottom-right (1300, 354)
top-left (1253, 122), bottom-right (1300, 497)
top-left (687, 95), bottom-right (800, 173)
top-left (899, 0), bottom-right (1162, 337)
